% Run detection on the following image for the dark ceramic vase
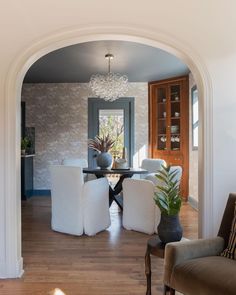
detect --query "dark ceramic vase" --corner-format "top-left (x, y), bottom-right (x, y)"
top-left (157, 213), bottom-right (183, 244)
top-left (96, 152), bottom-right (112, 169)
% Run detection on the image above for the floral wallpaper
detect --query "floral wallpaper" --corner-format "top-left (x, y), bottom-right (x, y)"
top-left (21, 83), bottom-right (148, 189)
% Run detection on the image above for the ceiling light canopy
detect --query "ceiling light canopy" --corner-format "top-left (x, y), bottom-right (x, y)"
top-left (89, 53), bottom-right (129, 102)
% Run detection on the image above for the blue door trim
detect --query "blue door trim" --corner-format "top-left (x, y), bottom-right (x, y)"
top-left (88, 97), bottom-right (135, 168)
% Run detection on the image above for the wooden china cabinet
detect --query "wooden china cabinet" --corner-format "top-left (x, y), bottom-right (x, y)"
top-left (149, 75), bottom-right (189, 200)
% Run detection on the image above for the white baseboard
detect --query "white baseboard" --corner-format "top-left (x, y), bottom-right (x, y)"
top-left (188, 196), bottom-right (198, 210)
top-left (0, 259), bottom-right (5, 278)
top-left (17, 257), bottom-right (24, 278)
top-left (0, 257), bottom-right (24, 279)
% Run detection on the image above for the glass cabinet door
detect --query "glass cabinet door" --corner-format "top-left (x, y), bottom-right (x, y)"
top-left (156, 86), bottom-right (167, 151)
top-left (170, 84), bottom-right (181, 151)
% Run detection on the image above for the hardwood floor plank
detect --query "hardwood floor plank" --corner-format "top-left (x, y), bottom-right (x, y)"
top-left (0, 197), bottom-right (197, 295)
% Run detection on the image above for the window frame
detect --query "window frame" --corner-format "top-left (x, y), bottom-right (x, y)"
top-left (191, 85), bottom-right (199, 150)
top-left (88, 97), bottom-right (134, 168)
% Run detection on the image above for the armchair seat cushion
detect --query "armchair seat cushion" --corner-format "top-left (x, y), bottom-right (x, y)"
top-left (171, 256), bottom-right (236, 295)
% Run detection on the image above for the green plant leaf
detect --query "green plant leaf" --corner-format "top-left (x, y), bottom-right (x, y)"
top-left (153, 165), bottom-right (182, 216)
top-left (155, 174), bottom-right (168, 184)
top-left (169, 170), bottom-right (179, 181)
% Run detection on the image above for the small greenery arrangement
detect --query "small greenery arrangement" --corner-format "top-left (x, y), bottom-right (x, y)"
top-left (21, 136), bottom-right (31, 151)
top-left (154, 165), bottom-right (182, 216)
top-left (88, 134), bottom-right (115, 153)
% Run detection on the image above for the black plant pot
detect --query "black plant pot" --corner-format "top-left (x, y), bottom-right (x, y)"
top-left (157, 213), bottom-right (183, 244)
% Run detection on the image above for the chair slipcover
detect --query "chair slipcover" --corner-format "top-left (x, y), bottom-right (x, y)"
top-left (62, 158), bottom-right (95, 181)
top-left (50, 165), bottom-right (110, 236)
top-left (122, 166), bottom-right (182, 234)
top-left (141, 158), bottom-right (166, 174)
top-left (123, 178), bottom-right (159, 234)
top-left (134, 158), bottom-right (166, 180)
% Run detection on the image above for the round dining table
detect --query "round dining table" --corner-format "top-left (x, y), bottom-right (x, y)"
top-left (83, 167), bottom-right (148, 209)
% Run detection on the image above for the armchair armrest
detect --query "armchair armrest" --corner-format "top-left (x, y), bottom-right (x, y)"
top-left (164, 236), bottom-right (225, 286)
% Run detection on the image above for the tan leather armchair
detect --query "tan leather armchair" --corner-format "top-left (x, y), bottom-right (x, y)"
top-left (163, 193), bottom-right (236, 295)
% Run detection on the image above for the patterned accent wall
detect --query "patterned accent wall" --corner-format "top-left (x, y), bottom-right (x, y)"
top-left (21, 83), bottom-right (148, 189)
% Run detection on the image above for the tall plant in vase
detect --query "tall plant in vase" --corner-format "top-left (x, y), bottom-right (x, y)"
top-left (88, 134), bottom-right (115, 169)
top-left (154, 165), bottom-right (183, 244)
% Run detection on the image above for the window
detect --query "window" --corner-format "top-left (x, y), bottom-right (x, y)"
top-left (88, 98), bottom-right (134, 168)
top-left (191, 85), bottom-right (198, 150)
top-left (99, 109), bottom-right (125, 159)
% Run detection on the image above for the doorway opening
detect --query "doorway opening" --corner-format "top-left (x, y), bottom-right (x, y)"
top-left (2, 26), bottom-right (213, 279)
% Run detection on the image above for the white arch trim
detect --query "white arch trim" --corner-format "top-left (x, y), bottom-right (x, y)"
top-left (2, 24), bottom-right (213, 278)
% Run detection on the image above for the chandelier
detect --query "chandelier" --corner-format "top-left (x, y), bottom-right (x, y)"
top-left (89, 53), bottom-right (129, 102)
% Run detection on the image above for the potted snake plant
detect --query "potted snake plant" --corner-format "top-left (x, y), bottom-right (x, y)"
top-left (153, 165), bottom-right (183, 244)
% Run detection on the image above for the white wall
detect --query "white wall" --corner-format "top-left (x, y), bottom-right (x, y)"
top-left (189, 73), bottom-right (198, 206)
top-left (210, 56), bottom-right (236, 223)
top-left (1, 0), bottom-right (236, 277)
top-left (22, 82), bottom-right (148, 189)
top-left (0, 77), bottom-right (6, 275)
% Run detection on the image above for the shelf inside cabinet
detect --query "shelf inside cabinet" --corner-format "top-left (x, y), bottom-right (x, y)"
top-left (171, 100), bottom-right (181, 104)
top-left (171, 116), bottom-right (180, 119)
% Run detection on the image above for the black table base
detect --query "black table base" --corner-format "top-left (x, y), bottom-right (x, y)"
top-left (97, 173), bottom-right (134, 209)
top-left (83, 168), bottom-right (148, 210)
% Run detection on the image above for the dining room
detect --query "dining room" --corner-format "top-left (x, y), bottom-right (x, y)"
top-left (21, 39), bottom-right (198, 199)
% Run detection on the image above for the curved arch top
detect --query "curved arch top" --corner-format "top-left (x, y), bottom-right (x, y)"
top-left (2, 24), bottom-right (213, 278)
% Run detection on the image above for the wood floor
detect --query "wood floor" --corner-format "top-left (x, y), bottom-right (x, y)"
top-left (0, 197), bottom-right (198, 295)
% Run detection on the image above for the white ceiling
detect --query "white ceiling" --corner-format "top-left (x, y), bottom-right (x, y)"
top-left (24, 40), bottom-right (189, 83)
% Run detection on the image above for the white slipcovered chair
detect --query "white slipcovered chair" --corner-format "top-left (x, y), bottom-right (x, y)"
top-left (131, 158), bottom-right (166, 180)
top-left (50, 165), bottom-right (111, 236)
top-left (140, 158), bottom-right (166, 179)
top-left (122, 166), bottom-right (182, 234)
top-left (61, 158), bottom-right (94, 181)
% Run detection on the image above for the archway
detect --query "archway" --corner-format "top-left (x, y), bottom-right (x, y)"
top-left (3, 25), bottom-right (213, 278)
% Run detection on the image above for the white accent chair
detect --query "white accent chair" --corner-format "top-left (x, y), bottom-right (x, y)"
top-left (140, 158), bottom-right (166, 179)
top-left (123, 178), bottom-right (157, 234)
top-left (62, 158), bottom-right (94, 181)
top-left (50, 165), bottom-right (111, 236)
top-left (122, 166), bottom-right (182, 234)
